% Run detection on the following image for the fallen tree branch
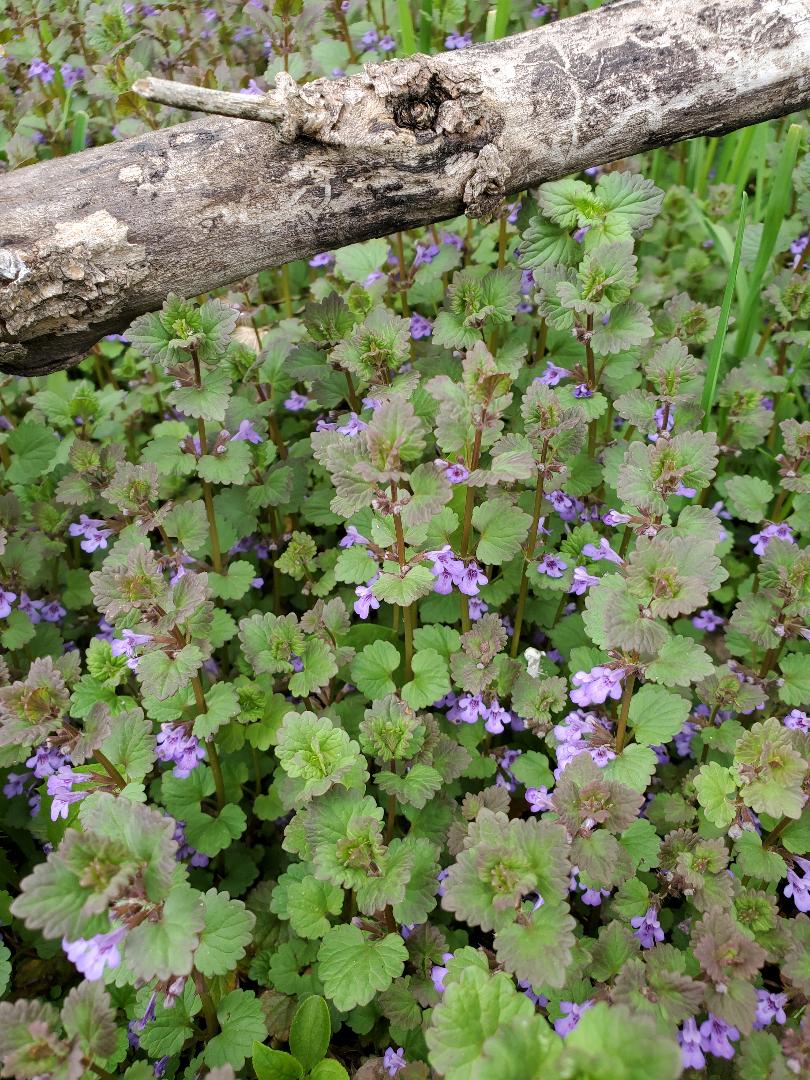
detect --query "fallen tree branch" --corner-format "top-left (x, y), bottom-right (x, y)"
top-left (2, 0), bottom-right (809, 376)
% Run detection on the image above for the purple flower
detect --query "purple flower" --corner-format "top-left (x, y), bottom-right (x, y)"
top-left (69, 514), bottom-right (113, 553)
top-left (431, 952), bottom-right (454, 993)
top-left (484, 700), bottom-right (511, 735)
top-left (47, 767), bottom-right (88, 820)
top-left (174, 820), bottom-right (210, 868)
top-left (569, 566), bottom-right (599, 595)
top-left (441, 231), bottom-right (464, 251)
top-left (674, 720), bottom-right (699, 758)
top-left (309, 251), bottom-right (335, 268)
top-left (784, 856), bottom-right (810, 913)
top-left (233, 25), bottom-right (254, 40)
top-left (582, 537), bottom-right (623, 565)
top-left (62, 927), bottom-right (126, 980)
top-left (785, 709), bottom-right (810, 733)
top-left (60, 63), bottom-right (84, 88)
top-left (410, 313), bottom-right (433, 339)
top-left (526, 786), bottom-right (553, 813)
top-left (570, 665), bottom-right (625, 707)
top-left (699, 1014), bottom-right (739, 1059)
top-left (363, 270), bottom-right (386, 288)
top-left (692, 608), bottom-right (724, 631)
top-left (413, 242), bottom-right (440, 267)
top-left (750, 522), bottom-right (794, 556)
top-left (580, 885), bottom-right (610, 906)
top-left (572, 383), bottom-right (593, 398)
top-left (354, 576), bottom-right (381, 619)
top-left (537, 553), bottom-right (567, 578)
top-left (445, 30), bottom-right (472, 49)
top-left (0, 589), bottom-right (16, 618)
top-left (26, 745), bottom-right (66, 778)
top-left (382, 1047), bottom-right (406, 1077)
top-left (603, 509), bottom-right (631, 526)
top-left (454, 693), bottom-right (487, 725)
top-left (339, 525), bottom-right (370, 548)
top-left (754, 989), bottom-right (788, 1029)
top-left (3, 772), bottom-right (29, 798)
top-left (468, 597), bottom-right (489, 620)
top-left (361, 28), bottom-right (379, 48)
top-left (111, 629), bottom-right (153, 672)
top-left (791, 233), bottom-right (810, 268)
top-left (531, 3), bottom-right (552, 17)
top-left (202, 7), bottom-right (218, 21)
top-left (679, 1018), bottom-right (706, 1071)
top-left (572, 226), bottom-right (591, 244)
top-left (153, 1058), bottom-right (169, 1079)
top-left (554, 1000), bottom-right (594, 1037)
top-left (547, 490), bottom-right (574, 515)
top-left (284, 391), bottom-right (310, 412)
top-left (436, 459), bottom-right (469, 484)
top-left (156, 724), bottom-right (205, 778)
top-left (231, 418), bottom-right (263, 443)
top-left (28, 58), bottom-right (55, 83)
top-left (337, 413), bottom-right (368, 437)
top-left (630, 906), bottom-right (664, 949)
top-left (536, 361), bottom-right (568, 386)
top-left (455, 561), bottom-right (488, 597)
top-left (40, 600), bottom-right (67, 622)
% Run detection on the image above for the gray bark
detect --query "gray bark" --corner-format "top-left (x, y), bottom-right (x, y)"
top-left (1, 0), bottom-right (809, 376)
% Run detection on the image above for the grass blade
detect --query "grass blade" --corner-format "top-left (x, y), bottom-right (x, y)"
top-left (419, 0), bottom-right (433, 52)
top-left (493, 0), bottom-right (511, 39)
top-left (701, 192), bottom-right (747, 429)
top-left (397, 0), bottom-right (417, 55)
top-left (734, 123), bottom-right (802, 357)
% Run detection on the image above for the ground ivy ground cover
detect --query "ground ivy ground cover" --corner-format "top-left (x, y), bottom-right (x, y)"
top-left (2, 3), bottom-right (810, 1079)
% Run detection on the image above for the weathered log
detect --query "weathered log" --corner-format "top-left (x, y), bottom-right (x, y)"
top-left (1, 0), bottom-right (809, 376)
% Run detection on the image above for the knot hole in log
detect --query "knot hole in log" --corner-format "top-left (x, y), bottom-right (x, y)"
top-left (390, 73), bottom-right (454, 133)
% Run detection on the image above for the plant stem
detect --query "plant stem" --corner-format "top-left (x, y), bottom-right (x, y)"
top-left (585, 314), bottom-right (597, 457)
top-left (93, 751), bottom-right (126, 789)
top-left (192, 676), bottom-right (226, 811)
top-left (459, 428), bottom-right (483, 632)
top-left (344, 369), bottom-right (361, 412)
top-left (394, 232), bottom-right (410, 317)
top-left (758, 641), bottom-right (785, 679)
top-left (510, 457), bottom-right (547, 658)
top-left (193, 969), bottom-right (219, 1038)
top-left (192, 353), bottom-right (223, 572)
top-left (764, 815), bottom-right (791, 848)
top-left (391, 484), bottom-right (413, 681)
top-left (614, 673), bottom-right (636, 755)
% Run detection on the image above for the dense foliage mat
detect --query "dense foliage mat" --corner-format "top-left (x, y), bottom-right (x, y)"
top-left (1, 2), bottom-right (810, 1078)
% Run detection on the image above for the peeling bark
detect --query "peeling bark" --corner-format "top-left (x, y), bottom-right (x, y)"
top-left (2, 0), bottom-right (810, 376)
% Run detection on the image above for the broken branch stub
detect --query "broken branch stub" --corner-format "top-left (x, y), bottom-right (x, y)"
top-left (2, 0), bottom-right (810, 376)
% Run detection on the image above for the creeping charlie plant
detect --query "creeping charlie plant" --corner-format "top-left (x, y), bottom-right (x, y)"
top-left (2, 4), bottom-right (810, 1079)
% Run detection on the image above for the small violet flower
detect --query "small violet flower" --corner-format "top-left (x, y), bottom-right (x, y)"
top-left (754, 989), bottom-right (788, 1029)
top-left (699, 1014), bottom-right (739, 1059)
top-left (339, 525), bottom-right (370, 548)
top-left (284, 390), bottom-right (310, 412)
top-left (750, 522), bottom-right (794, 556)
top-left (570, 665), bottom-right (625, 707)
top-left (526, 786), bottom-right (553, 813)
top-left (679, 1018), bottom-right (705, 1071)
top-left (69, 514), bottom-right (113, 553)
top-left (62, 926), bottom-right (127, 980)
top-left (155, 724), bottom-right (206, 779)
top-left (630, 906), bottom-right (664, 949)
top-left (382, 1047), bottom-right (407, 1077)
top-left (354, 575), bottom-right (381, 619)
top-left (337, 413), bottom-right (368, 437)
top-left (0, 588), bottom-right (15, 618)
top-left (47, 767), bottom-right (87, 820)
top-left (231, 418), bottom-right (263, 443)
top-left (554, 1000), bottom-right (594, 1037)
top-left (537, 553), bottom-right (567, 578)
top-left (692, 608), bottom-right (724, 631)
